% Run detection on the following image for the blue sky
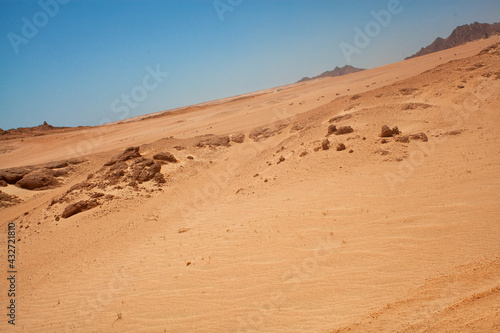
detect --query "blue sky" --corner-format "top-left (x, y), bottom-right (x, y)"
top-left (0, 0), bottom-right (499, 130)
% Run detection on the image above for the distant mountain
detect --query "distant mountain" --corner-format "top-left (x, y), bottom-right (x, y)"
top-left (297, 65), bottom-right (365, 83)
top-left (406, 21), bottom-right (500, 60)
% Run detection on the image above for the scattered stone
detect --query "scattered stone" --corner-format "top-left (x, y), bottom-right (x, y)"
top-left (90, 192), bottom-right (105, 199)
top-left (322, 139), bottom-right (330, 150)
top-left (174, 145), bottom-right (186, 151)
top-left (336, 126), bottom-right (354, 135)
top-left (457, 85), bottom-right (465, 89)
top-left (277, 156), bottom-right (285, 164)
top-left (299, 151), bottom-right (308, 157)
top-left (16, 169), bottom-right (59, 190)
top-left (409, 132), bottom-right (428, 142)
top-left (349, 149), bottom-right (354, 153)
top-left (380, 125), bottom-right (393, 137)
top-left (249, 123), bottom-right (288, 142)
top-left (0, 179), bottom-right (7, 187)
top-left (0, 190), bottom-right (21, 208)
top-left (196, 135), bottom-right (230, 147)
top-left (392, 126), bottom-right (400, 135)
top-left (401, 103), bottom-right (432, 110)
top-left (187, 156), bottom-right (194, 160)
top-left (61, 200), bottom-right (100, 219)
top-left (375, 149), bottom-right (390, 156)
top-left (399, 88), bottom-right (418, 95)
top-left (336, 143), bottom-right (346, 151)
top-left (350, 94), bottom-right (361, 100)
top-left (327, 125), bottom-right (337, 136)
top-left (381, 139), bottom-right (388, 144)
top-left (105, 147), bottom-right (141, 166)
top-left (395, 135), bottom-right (410, 143)
top-left (229, 133), bottom-right (245, 143)
top-left (313, 147), bottom-right (321, 152)
top-left (444, 130), bottom-right (465, 136)
top-left (178, 228), bottom-right (190, 233)
top-left (153, 152), bottom-right (177, 163)
top-left (153, 173), bottom-right (166, 184)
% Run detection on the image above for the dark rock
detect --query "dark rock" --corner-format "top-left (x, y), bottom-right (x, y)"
top-left (153, 152), bottom-right (177, 163)
top-left (409, 133), bottom-right (428, 142)
top-left (336, 143), bottom-right (346, 151)
top-left (154, 173), bottom-right (166, 184)
top-left (105, 146), bottom-right (141, 166)
top-left (174, 145), bottom-right (186, 151)
top-left (299, 151), bottom-right (308, 157)
top-left (0, 167), bottom-right (31, 184)
top-left (44, 161), bottom-right (68, 169)
top-left (61, 200), bottom-right (100, 219)
top-left (327, 125), bottom-right (337, 135)
top-left (381, 125), bottom-right (393, 137)
top-left (0, 179), bottom-right (7, 187)
top-left (187, 156), bottom-right (194, 160)
top-left (336, 126), bottom-right (354, 135)
top-left (277, 156), bottom-right (285, 164)
top-left (392, 126), bottom-right (400, 135)
top-left (322, 139), bottom-right (330, 150)
top-left (395, 135), bottom-right (410, 143)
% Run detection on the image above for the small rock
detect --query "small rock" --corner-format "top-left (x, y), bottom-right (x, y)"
top-left (392, 126), bottom-right (400, 135)
top-left (336, 143), bottom-right (346, 151)
top-left (336, 126), bottom-right (354, 135)
top-left (322, 139), bottom-right (330, 150)
top-left (299, 151), bottom-right (308, 157)
top-left (381, 139), bottom-right (388, 144)
top-left (61, 200), bottom-right (100, 219)
top-left (380, 125), bottom-right (393, 137)
top-left (327, 125), bottom-right (337, 136)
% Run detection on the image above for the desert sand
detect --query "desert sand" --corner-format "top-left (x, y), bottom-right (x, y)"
top-left (1, 36), bottom-right (499, 332)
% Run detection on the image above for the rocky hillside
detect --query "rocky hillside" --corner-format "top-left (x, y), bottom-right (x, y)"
top-left (298, 65), bottom-right (365, 82)
top-left (406, 21), bottom-right (500, 59)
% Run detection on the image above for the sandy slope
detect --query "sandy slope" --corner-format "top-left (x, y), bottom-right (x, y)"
top-left (1, 36), bottom-right (500, 332)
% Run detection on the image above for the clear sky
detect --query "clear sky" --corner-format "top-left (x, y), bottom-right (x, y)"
top-left (0, 0), bottom-right (499, 130)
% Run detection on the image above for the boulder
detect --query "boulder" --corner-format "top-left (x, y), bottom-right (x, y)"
top-left (16, 170), bottom-right (59, 190)
top-left (0, 167), bottom-right (31, 184)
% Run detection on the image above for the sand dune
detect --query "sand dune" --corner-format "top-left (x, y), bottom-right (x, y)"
top-left (1, 37), bottom-right (499, 332)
